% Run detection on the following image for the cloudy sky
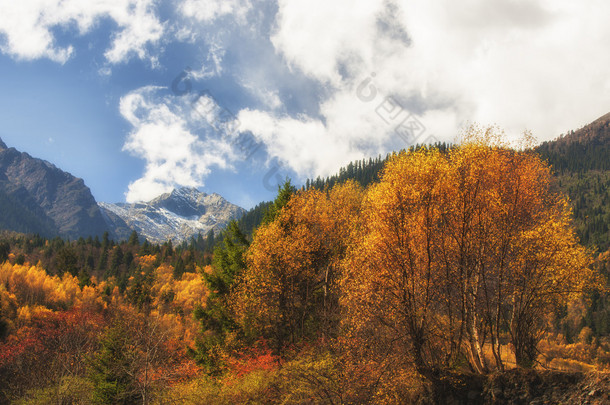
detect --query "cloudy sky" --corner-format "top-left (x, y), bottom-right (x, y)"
top-left (0, 0), bottom-right (609, 208)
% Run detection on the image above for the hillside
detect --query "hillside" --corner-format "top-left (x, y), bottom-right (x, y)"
top-left (537, 112), bottom-right (610, 173)
top-left (537, 113), bottom-right (610, 251)
top-left (0, 138), bottom-right (108, 239)
top-left (235, 129), bottom-right (609, 251)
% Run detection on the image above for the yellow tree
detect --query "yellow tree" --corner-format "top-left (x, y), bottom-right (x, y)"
top-left (236, 181), bottom-right (363, 357)
top-left (445, 133), bottom-right (598, 369)
top-left (316, 181), bottom-right (364, 336)
top-left (341, 147), bottom-right (452, 374)
top-left (341, 131), bottom-right (600, 374)
top-left (505, 198), bottom-right (594, 367)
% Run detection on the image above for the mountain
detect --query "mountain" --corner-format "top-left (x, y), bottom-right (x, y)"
top-left (537, 112), bottom-right (610, 173)
top-left (100, 187), bottom-right (246, 244)
top-left (537, 112), bottom-right (610, 251)
top-left (0, 138), bottom-right (109, 238)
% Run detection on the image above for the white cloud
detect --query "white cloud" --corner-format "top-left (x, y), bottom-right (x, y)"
top-left (237, 88), bottom-right (396, 179)
top-left (179, 0), bottom-right (252, 24)
top-left (120, 86), bottom-right (235, 202)
top-left (189, 37), bottom-right (226, 79)
top-left (396, 0), bottom-right (610, 139)
top-left (103, 0), bottom-right (165, 64)
top-left (230, 0), bottom-right (610, 183)
top-left (0, 0), bottom-right (164, 64)
top-left (6, 0), bottom-right (609, 197)
top-left (174, 0), bottom-right (258, 81)
top-left (239, 80), bottom-right (282, 110)
top-left (236, 0), bottom-right (439, 179)
top-left (271, 0), bottom-right (384, 86)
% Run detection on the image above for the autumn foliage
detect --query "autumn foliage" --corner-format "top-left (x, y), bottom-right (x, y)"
top-left (237, 181), bottom-right (363, 356)
top-left (234, 130), bottom-right (603, 391)
top-left (0, 128), bottom-right (607, 403)
top-left (342, 138), bottom-right (601, 375)
top-left (0, 253), bottom-right (204, 403)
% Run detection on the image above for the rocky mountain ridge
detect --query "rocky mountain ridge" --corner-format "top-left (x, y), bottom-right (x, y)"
top-left (99, 187), bottom-right (246, 244)
top-left (0, 139), bottom-right (245, 243)
top-left (0, 138), bottom-right (108, 238)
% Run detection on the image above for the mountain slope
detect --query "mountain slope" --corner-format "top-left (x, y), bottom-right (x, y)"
top-left (0, 138), bottom-right (109, 238)
top-left (536, 113), bottom-right (610, 251)
top-left (100, 188), bottom-right (246, 244)
top-left (537, 112), bottom-right (610, 173)
top-left (0, 180), bottom-right (57, 236)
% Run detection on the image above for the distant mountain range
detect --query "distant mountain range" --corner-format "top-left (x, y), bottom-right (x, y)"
top-left (100, 188), bottom-right (245, 244)
top-left (1, 111), bottom-right (609, 248)
top-left (0, 138), bottom-right (245, 243)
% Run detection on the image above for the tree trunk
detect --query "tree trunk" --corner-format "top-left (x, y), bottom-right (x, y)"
top-left (465, 276), bottom-right (488, 373)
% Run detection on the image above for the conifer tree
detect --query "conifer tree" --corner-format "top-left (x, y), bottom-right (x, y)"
top-left (90, 323), bottom-right (141, 404)
top-left (192, 220), bottom-right (249, 374)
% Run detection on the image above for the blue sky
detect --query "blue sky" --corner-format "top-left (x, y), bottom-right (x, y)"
top-left (0, 0), bottom-right (609, 209)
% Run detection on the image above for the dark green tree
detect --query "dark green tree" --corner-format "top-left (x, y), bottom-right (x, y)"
top-left (139, 240), bottom-right (152, 256)
top-left (101, 232), bottom-right (110, 250)
top-left (55, 245), bottom-right (79, 276)
top-left (204, 229), bottom-right (215, 253)
top-left (172, 257), bottom-right (186, 279)
top-left (78, 267), bottom-right (92, 288)
top-left (97, 249), bottom-right (108, 273)
top-left (127, 269), bottom-right (154, 312)
top-left (0, 242), bottom-right (9, 263)
top-left (262, 179), bottom-right (295, 224)
top-left (89, 323), bottom-right (141, 404)
top-left (127, 231), bottom-right (140, 247)
top-left (107, 247), bottom-right (124, 278)
top-left (192, 220), bottom-right (249, 375)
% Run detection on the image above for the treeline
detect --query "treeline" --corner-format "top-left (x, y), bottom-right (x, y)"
top-left (537, 116), bottom-right (610, 173)
top-left (0, 229), bottom-right (219, 291)
top-left (305, 142), bottom-right (451, 192)
top-left (236, 201), bottom-right (273, 237)
top-left (234, 130), bottom-right (610, 253)
top-left (235, 142), bottom-right (451, 239)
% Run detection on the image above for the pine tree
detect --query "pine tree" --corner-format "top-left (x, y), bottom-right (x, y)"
top-left (192, 220), bottom-right (250, 375)
top-left (262, 179), bottom-right (295, 224)
top-left (172, 257), bottom-right (186, 279)
top-left (0, 242), bottom-right (9, 263)
top-left (127, 231), bottom-right (139, 247)
top-left (89, 323), bottom-right (141, 404)
top-left (55, 245), bottom-right (79, 276)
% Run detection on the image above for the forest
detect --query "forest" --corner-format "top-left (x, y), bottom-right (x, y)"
top-left (0, 128), bottom-right (609, 404)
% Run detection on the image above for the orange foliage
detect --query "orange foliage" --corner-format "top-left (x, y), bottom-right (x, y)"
top-left (151, 263), bottom-right (207, 316)
top-left (0, 262), bottom-right (105, 311)
top-left (341, 138), bottom-right (601, 372)
top-left (226, 341), bottom-right (279, 378)
top-left (237, 181), bottom-right (363, 352)
top-left (0, 307), bottom-right (105, 394)
top-left (136, 254), bottom-right (157, 269)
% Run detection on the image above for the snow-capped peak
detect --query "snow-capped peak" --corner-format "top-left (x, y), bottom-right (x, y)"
top-left (100, 188), bottom-right (245, 244)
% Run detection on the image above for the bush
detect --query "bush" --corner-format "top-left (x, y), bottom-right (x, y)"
top-left (14, 376), bottom-right (93, 405)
